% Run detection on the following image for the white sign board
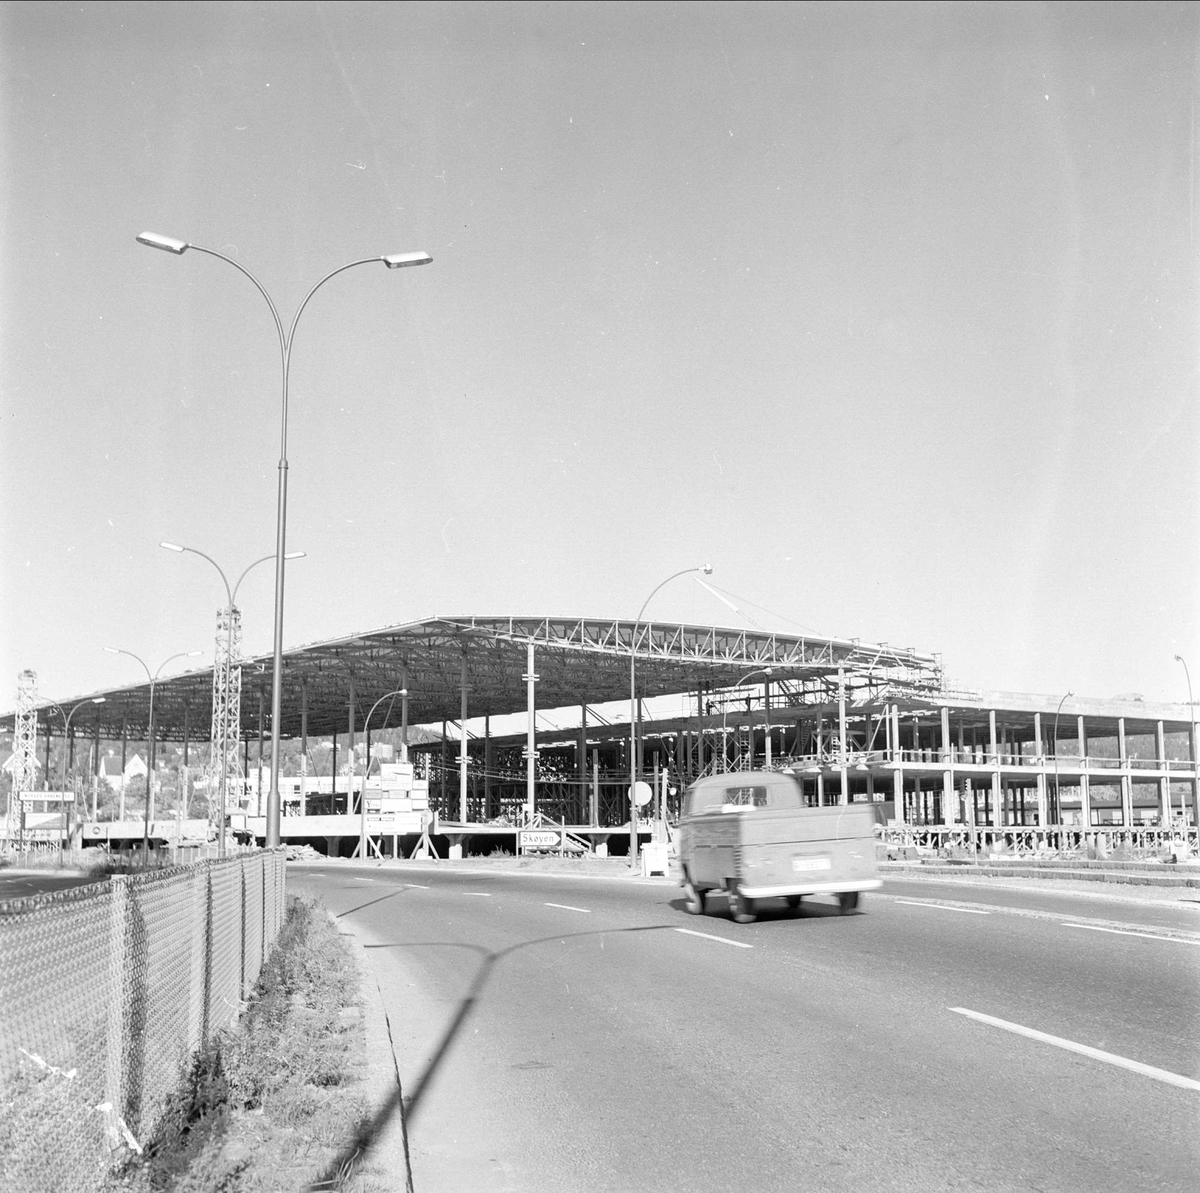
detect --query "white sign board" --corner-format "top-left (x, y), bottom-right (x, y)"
top-left (519, 829), bottom-right (562, 853)
top-left (367, 811), bottom-right (427, 834)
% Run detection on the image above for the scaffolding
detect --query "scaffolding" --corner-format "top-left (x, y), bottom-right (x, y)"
top-left (7, 670), bottom-right (38, 847)
top-left (209, 606), bottom-right (242, 847)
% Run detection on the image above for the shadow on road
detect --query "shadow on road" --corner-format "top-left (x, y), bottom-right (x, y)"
top-left (306, 922), bottom-right (679, 1190)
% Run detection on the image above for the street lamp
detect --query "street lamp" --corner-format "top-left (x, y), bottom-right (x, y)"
top-left (161, 542), bottom-right (305, 857)
top-left (138, 231), bottom-right (432, 848)
top-left (1174, 655), bottom-right (1194, 832)
top-left (104, 647), bottom-right (202, 866)
top-left (47, 697), bottom-right (105, 859)
top-left (720, 668), bottom-right (775, 773)
top-left (629, 564), bottom-right (712, 865)
top-left (359, 689), bottom-right (408, 861)
top-left (1052, 691), bottom-right (1073, 834)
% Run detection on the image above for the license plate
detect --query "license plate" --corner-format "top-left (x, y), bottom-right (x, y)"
top-left (792, 856), bottom-right (831, 872)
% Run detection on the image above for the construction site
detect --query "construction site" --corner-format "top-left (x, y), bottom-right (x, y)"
top-left (2, 615), bottom-right (1197, 859)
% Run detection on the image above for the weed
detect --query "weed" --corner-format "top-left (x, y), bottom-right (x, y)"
top-left (108, 894), bottom-right (386, 1192)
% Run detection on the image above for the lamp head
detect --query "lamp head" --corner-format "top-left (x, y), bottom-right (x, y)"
top-left (137, 232), bottom-right (188, 255)
top-left (160, 541), bottom-right (184, 552)
top-left (382, 251), bottom-right (433, 269)
top-left (700, 564), bottom-right (713, 575)
top-left (284, 550), bottom-right (306, 560)
top-left (91, 697), bottom-right (106, 705)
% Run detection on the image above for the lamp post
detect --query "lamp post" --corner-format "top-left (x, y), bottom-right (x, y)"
top-left (1174, 655), bottom-right (1194, 832)
top-left (628, 564), bottom-right (712, 866)
top-left (138, 231), bottom-right (432, 848)
top-left (721, 668), bottom-right (775, 773)
top-left (104, 648), bottom-right (202, 866)
top-left (359, 689), bottom-right (408, 861)
top-left (1052, 691), bottom-right (1073, 835)
top-left (161, 542), bottom-right (305, 856)
top-left (47, 696), bottom-right (105, 859)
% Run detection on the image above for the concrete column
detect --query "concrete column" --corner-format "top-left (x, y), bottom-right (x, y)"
top-left (578, 706), bottom-right (588, 823)
top-left (459, 651), bottom-right (469, 823)
top-left (484, 716), bottom-right (493, 819)
top-left (400, 664), bottom-right (409, 763)
top-left (1117, 717), bottom-right (1132, 827)
top-left (1156, 720), bottom-right (1171, 823)
top-left (837, 668), bottom-right (848, 805)
top-left (989, 709), bottom-right (1002, 828)
top-left (525, 641), bottom-right (537, 822)
top-left (763, 681), bottom-right (772, 768)
top-left (891, 704), bottom-right (904, 822)
top-left (347, 680), bottom-right (356, 816)
top-left (257, 690), bottom-right (265, 813)
top-left (300, 678), bottom-right (308, 765)
top-left (941, 706), bottom-right (955, 824)
top-left (591, 750), bottom-right (599, 827)
top-left (1033, 712), bottom-right (1047, 825)
top-left (1077, 715), bottom-right (1090, 827)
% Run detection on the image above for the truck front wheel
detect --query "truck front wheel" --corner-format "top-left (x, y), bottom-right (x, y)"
top-left (837, 891), bottom-right (860, 914)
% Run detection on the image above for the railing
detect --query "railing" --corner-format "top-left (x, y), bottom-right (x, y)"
top-left (0, 850), bottom-right (287, 1192)
top-left (880, 824), bottom-right (1199, 858)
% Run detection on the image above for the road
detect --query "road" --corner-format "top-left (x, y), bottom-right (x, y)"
top-left (289, 863), bottom-right (1200, 1193)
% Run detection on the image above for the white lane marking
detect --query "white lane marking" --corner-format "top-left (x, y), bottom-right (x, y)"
top-left (1063, 923), bottom-right (1200, 945)
top-left (895, 899), bottom-right (989, 915)
top-left (405, 884), bottom-right (429, 890)
top-left (465, 892), bottom-right (493, 897)
top-left (675, 928), bottom-right (753, 949)
top-left (544, 902), bottom-right (591, 914)
top-left (949, 1007), bottom-right (1200, 1092)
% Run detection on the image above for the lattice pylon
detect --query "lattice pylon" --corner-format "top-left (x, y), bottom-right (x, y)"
top-left (209, 606), bottom-right (243, 842)
top-left (8, 671), bottom-right (38, 845)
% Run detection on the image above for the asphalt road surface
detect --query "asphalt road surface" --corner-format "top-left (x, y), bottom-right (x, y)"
top-left (289, 863), bottom-right (1200, 1193)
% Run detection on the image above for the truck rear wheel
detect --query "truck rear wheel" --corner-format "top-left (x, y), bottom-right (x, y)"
top-left (785, 894), bottom-right (802, 911)
top-left (683, 872), bottom-right (705, 915)
top-left (728, 884), bottom-right (756, 924)
top-left (837, 891), bottom-right (860, 914)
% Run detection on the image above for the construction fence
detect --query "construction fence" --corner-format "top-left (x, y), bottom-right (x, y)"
top-left (0, 850), bottom-right (288, 1192)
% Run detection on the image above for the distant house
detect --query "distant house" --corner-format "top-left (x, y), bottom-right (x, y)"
top-left (1, 753), bottom-right (41, 783)
top-left (99, 749), bottom-right (146, 790)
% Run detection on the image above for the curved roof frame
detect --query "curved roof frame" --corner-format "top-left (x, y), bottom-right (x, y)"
top-left (4, 616), bottom-right (943, 745)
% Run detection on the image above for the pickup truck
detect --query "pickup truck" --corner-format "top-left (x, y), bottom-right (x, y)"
top-left (677, 770), bottom-right (881, 923)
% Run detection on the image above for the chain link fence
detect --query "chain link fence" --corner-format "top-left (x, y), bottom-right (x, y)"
top-left (0, 851), bottom-right (287, 1192)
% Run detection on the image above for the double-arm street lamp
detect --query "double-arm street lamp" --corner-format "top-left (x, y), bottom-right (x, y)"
top-left (161, 542), bottom-right (305, 856)
top-left (359, 689), bottom-right (408, 860)
top-left (47, 696), bottom-right (106, 856)
top-left (138, 231), bottom-right (432, 848)
top-left (629, 564), bottom-right (712, 865)
top-left (104, 648), bottom-right (202, 865)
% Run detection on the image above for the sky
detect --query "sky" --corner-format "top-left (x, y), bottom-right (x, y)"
top-left (1, 0), bottom-right (1197, 716)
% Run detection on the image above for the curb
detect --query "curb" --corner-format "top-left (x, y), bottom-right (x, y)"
top-left (332, 914), bottom-right (414, 1192)
top-left (879, 861), bottom-right (1200, 889)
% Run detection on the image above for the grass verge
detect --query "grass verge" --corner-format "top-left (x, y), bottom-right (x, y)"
top-left (107, 894), bottom-right (397, 1192)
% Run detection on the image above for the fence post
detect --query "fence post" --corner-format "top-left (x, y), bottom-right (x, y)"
top-left (239, 856), bottom-right (249, 1000)
top-left (187, 862), bottom-right (205, 1054)
top-left (104, 874), bottom-right (130, 1147)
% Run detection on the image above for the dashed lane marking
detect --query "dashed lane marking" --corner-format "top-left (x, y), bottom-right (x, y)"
top-left (465, 892), bottom-right (493, 897)
top-left (949, 1007), bottom-right (1200, 1092)
top-left (1063, 923), bottom-right (1200, 945)
top-left (675, 928), bottom-right (753, 949)
top-left (895, 899), bottom-right (989, 914)
top-left (544, 902), bottom-right (591, 913)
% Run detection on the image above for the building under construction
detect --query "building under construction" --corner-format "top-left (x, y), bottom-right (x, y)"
top-left (2, 616), bottom-right (1196, 855)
